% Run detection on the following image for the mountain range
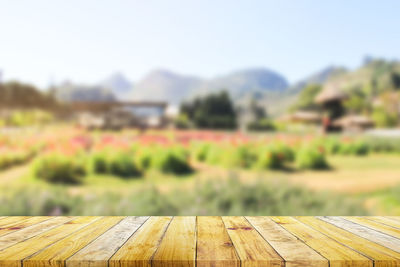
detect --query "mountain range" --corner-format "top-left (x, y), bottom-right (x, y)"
top-left (54, 58), bottom-right (396, 116)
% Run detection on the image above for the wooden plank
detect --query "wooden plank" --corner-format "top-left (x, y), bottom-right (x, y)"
top-left (24, 217), bottom-right (124, 267)
top-left (319, 216), bottom-right (400, 253)
top-left (270, 217), bottom-right (371, 267)
top-left (247, 216), bottom-right (328, 267)
top-left (0, 216), bottom-right (101, 267)
top-left (0, 217), bottom-right (30, 227)
top-left (367, 217), bottom-right (400, 229)
top-left (385, 217), bottom-right (400, 223)
top-left (297, 216), bottom-right (400, 267)
top-left (196, 216), bottom-right (240, 267)
top-left (222, 216), bottom-right (284, 267)
top-left (110, 216), bottom-right (172, 267)
top-left (0, 217), bottom-right (51, 238)
top-left (152, 216), bottom-right (196, 267)
top-left (0, 217), bottom-right (74, 251)
top-left (67, 216), bottom-right (149, 267)
top-left (344, 216), bottom-right (400, 239)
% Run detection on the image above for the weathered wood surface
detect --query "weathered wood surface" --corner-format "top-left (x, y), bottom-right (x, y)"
top-left (0, 217), bottom-right (399, 266)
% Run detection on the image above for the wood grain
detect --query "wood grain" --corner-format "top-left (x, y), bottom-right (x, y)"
top-left (222, 216), bottom-right (283, 267)
top-left (297, 216), bottom-right (400, 267)
top-left (318, 216), bottom-right (400, 253)
top-left (0, 217), bottom-right (51, 237)
top-left (0, 216), bottom-right (74, 251)
top-left (271, 216), bottom-right (372, 267)
top-left (110, 216), bottom-right (172, 267)
top-left (0, 217), bottom-right (100, 267)
top-left (367, 216), bottom-right (400, 229)
top-left (344, 216), bottom-right (400, 239)
top-left (67, 216), bottom-right (149, 267)
top-left (196, 216), bottom-right (239, 267)
top-left (23, 217), bottom-right (124, 267)
top-left (0, 216), bottom-right (398, 267)
top-left (247, 217), bottom-right (328, 267)
top-left (152, 216), bottom-right (196, 267)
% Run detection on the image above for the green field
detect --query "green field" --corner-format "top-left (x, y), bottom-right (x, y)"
top-left (1, 153), bottom-right (400, 215)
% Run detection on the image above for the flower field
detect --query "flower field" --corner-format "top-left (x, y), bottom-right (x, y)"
top-left (1, 127), bottom-right (400, 184)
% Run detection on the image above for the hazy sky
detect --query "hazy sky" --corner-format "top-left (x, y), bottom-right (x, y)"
top-left (1, 0), bottom-right (399, 88)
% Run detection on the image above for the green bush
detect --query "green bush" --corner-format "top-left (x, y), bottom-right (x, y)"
top-left (91, 151), bottom-right (110, 174)
top-left (296, 146), bottom-right (329, 170)
top-left (247, 118), bottom-right (275, 131)
top-left (33, 154), bottom-right (87, 184)
top-left (254, 146), bottom-right (284, 170)
top-left (0, 150), bottom-right (35, 170)
top-left (152, 147), bottom-right (192, 175)
top-left (135, 147), bottom-right (154, 171)
top-left (222, 145), bottom-right (256, 168)
top-left (109, 152), bottom-right (142, 178)
top-left (191, 142), bottom-right (211, 162)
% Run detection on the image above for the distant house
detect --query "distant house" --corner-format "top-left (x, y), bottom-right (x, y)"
top-left (315, 83), bottom-right (348, 132)
top-left (70, 101), bottom-right (168, 130)
top-left (279, 111), bottom-right (322, 124)
top-left (332, 115), bottom-right (374, 132)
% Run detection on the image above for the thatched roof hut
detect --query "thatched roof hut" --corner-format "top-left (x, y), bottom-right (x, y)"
top-left (315, 83), bottom-right (348, 104)
top-left (279, 111), bottom-right (321, 124)
top-left (332, 115), bottom-right (374, 132)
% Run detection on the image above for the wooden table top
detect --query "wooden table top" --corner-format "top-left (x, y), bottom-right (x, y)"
top-left (0, 216), bottom-right (399, 267)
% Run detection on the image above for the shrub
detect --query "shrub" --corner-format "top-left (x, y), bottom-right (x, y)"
top-left (296, 146), bottom-right (329, 170)
top-left (109, 152), bottom-right (142, 178)
top-left (254, 146), bottom-right (284, 170)
top-left (222, 145), bottom-right (256, 168)
top-left (152, 147), bottom-right (192, 175)
top-left (135, 147), bottom-right (154, 171)
top-left (33, 154), bottom-right (87, 184)
top-left (276, 143), bottom-right (295, 162)
top-left (205, 145), bottom-right (224, 165)
top-left (191, 142), bottom-right (211, 162)
top-left (91, 151), bottom-right (110, 174)
top-left (247, 119), bottom-right (275, 131)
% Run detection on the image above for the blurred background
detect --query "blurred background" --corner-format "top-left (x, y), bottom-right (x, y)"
top-left (1, 0), bottom-right (400, 215)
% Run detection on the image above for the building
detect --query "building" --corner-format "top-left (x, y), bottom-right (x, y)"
top-left (315, 83), bottom-right (348, 132)
top-left (70, 101), bottom-right (168, 130)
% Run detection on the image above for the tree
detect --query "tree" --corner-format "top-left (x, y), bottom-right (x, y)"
top-left (179, 91), bottom-right (237, 129)
top-left (290, 84), bottom-right (322, 111)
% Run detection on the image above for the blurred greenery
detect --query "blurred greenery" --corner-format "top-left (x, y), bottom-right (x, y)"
top-left (0, 176), bottom-right (367, 216)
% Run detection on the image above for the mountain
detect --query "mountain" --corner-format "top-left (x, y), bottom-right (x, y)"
top-left (195, 68), bottom-right (289, 100)
top-left (53, 82), bottom-right (115, 102)
top-left (131, 69), bottom-right (202, 104)
top-left (257, 66), bottom-right (346, 117)
top-left (289, 66), bottom-right (347, 93)
top-left (100, 72), bottom-right (133, 100)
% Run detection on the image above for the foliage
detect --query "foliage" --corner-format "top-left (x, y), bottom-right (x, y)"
top-left (0, 82), bottom-right (58, 110)
top-left (0, 177), bottom-right (368, 215)
top-left (254, 146), bottom-right (285, 170)
top-left (290, 84), bottom-right (322, 111)
top-left (33, 153), bottom-right (87, 184)
top-left (296, 146), bottom-right (329, 170)
top-left (108, 152), bottom-right (142, 178)
top-left (0, 149), bottom-right (36, 170)
top-left (152, 146), bottom-right (192, 175)
top-left (180, 91), bottom-right (237, 129)
top-left (247, 118), bottom-right (275, 131)
top-left (372, 107), bottom-right (398, 128)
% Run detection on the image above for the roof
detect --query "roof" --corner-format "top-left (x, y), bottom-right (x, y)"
top-left (332, 115), bottom-right (374, 127)
top-left (315, 83), bottom-right (348, 104)
top-left (279, 111), bottom-right (321, 123)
